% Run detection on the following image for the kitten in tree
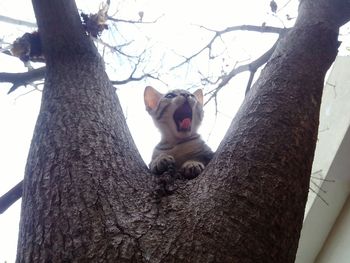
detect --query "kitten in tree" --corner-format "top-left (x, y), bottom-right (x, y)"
top-left (144, 86), bottom-right (214, 179)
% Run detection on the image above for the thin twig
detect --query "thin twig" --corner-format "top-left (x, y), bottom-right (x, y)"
top-left (111, 73), bottom-right (158, 85)
top-left (110, 50), bottom-right (161, 85)
top-left (310, 180), bottom-right (327, 194)
top-left (310, 175), bottom-right (335, 183)
top-left (14, 83), bottom-right (43, 102)
top-left (93, 37), bottom-right (137, 58)
top-left (278, 0), bottom-right (293, 12)
top-left (107, 14), bottom-right (164, 24)
top-left (309, 187), bottom-right (329, 206)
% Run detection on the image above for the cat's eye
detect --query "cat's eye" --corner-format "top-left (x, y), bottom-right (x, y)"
top-left (165, 93), bottom-right (177, 99)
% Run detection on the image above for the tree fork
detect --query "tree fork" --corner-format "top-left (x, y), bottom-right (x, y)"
top-left (16, 0), bottom-right (350, 262)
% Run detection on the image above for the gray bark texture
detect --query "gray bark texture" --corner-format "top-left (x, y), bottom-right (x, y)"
top-left (16, 0), bottom-right (350, 262)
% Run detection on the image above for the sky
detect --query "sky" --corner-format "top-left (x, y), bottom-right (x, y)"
top-left (0, 0), bottom-right (348, 262)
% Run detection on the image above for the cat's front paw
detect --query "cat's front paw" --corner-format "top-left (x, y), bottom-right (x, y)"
top-left (180, 161), bottom-right (205, 179)
top-left (150, 154), bottom-right (175, 175)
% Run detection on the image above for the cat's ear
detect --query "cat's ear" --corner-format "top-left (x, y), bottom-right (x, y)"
top-left (144, 86), bottom-right (163, 111)
top-left (193, 89), bottom-right (203, 105)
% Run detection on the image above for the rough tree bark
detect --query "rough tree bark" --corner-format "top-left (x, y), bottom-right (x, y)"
top-left (16, 0), bottom-right (350, 262)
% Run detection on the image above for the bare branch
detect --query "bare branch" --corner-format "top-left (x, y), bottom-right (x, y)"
top-left (205, 37), bottom-right (281, 105)
top-left (111, 73), bottom-right (158, 85)
top-left (111, 61), bottom-right (160, 85)
top-left (278, 0), bottom-right (293, 13)
top-left (108, 47), bottom-right (162, 85)
top-left (0, 14), bottom-right (37, 28)
top-left (0, 181), bottom-right (23, 214)
top-left (171, 32), bottom-right (218, 70)
top-left (94, 37), bottom-right (137, 58)
top-left (0, 67), bottom-right (46, 94)
top-left (309, 186), bottom-right (329, 206)
top-left (172, 24), bottom-right (287, 70)
top-left (310, 176), bottom-right (335, 182)
top-left (107, 14), bottom-right (164, 24)
top-left (14, 83), bottom-right (43, 103)
top-left (203, 24), bottom-right (287, 34)
top-left (245, 70), bottom-right (256, 95)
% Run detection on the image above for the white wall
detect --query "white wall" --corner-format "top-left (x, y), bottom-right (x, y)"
top-left (315, 196), bottom-right (350, 263)
top-left (295, 56), bottom-right (350, 263)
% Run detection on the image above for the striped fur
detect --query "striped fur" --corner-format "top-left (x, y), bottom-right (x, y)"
top-left (144, 86), bottom-right (213, 178)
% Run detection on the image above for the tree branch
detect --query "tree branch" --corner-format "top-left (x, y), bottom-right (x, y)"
top-left (107, 14), bottom-right (164, 24)
top-left (204, 37), bottom-right (281, 105)
top-left (245, 70), bottom-right (256, 95)
top-left (94, 37), bottom-right (137, 58)
top-left (110, 48), bottom-right (161, 85)
top-left (0, 181), bottom-right (23, 214)
top-left (203, 24), bottom-right (287, 34)
top-left (0, 14), bottom-right (37, 28)
top-left (172, 24), bottom-right (287, 70)
top-left (0, 67), bottom-right (46, 94)
top-left (111, 73), bottom-right (157, 85)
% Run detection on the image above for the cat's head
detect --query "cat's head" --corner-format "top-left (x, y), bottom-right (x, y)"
top-left (144, 86), bottom-right (204, 142)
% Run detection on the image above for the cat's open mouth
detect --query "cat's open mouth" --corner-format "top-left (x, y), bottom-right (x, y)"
top-left (173, 101), bottom-right (192, 132)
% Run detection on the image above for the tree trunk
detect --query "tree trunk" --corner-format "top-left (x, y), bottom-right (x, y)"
top-left (16, 0), bottom-right (350, 262)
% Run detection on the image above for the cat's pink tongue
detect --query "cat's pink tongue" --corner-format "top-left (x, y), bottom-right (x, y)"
top-left (180, 118), bottom-right (191, 130)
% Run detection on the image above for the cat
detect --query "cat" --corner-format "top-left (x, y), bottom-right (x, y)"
top-left (144, 86), bottom-right (214, 179)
